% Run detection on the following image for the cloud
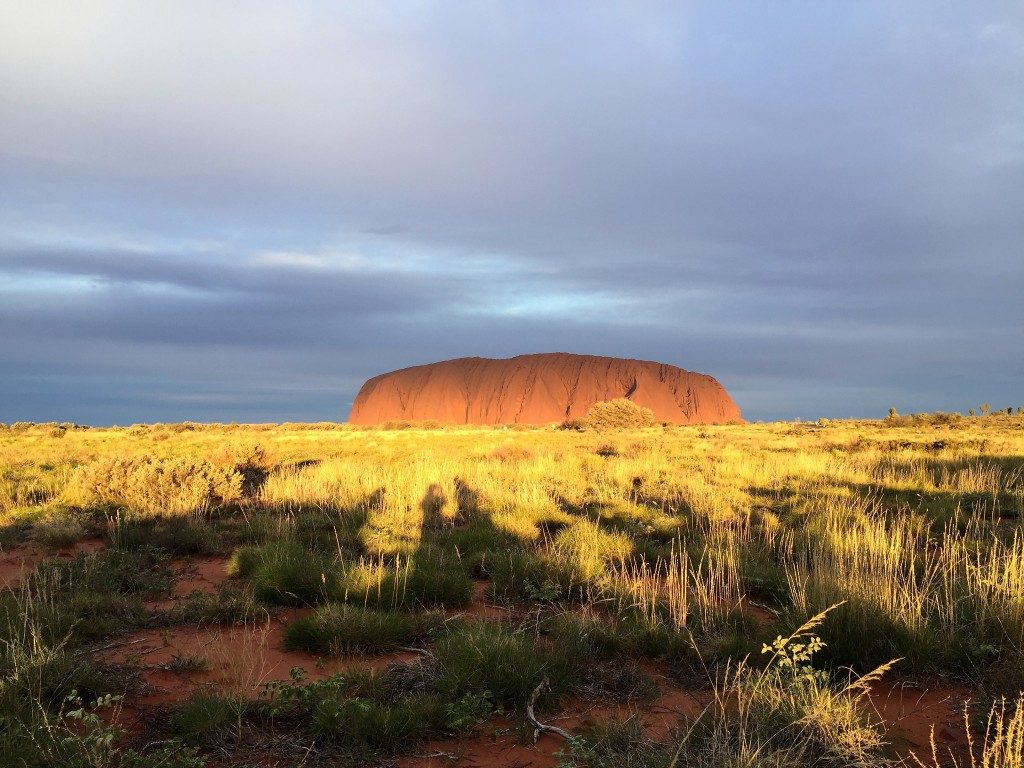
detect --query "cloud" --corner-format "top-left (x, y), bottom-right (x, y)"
top-left (0, 2), bottom-right (1022, 422)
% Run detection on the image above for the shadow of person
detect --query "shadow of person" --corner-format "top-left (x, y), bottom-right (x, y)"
top-left (420, 482), bottom-right (449, 530)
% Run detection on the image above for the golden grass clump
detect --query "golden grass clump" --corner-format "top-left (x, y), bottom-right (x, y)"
top-left (63, 455), bottom-right (241, 516)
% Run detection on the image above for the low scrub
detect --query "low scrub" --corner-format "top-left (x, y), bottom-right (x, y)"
top-left (284, 604), bottom-right (432, 655)
top-left (676, 609), bottom-right (896, 768)
top-left (263, 668), bottom-right (466, 755)
top-left (585, 398), bottom-right (656, 430)
top-left (310, 693), bottom-right (446, 749)
top-left (551, 518), bottom-right (633, 582)
top-left (785, 508), bottom-right (1024, 672)
top-left (337, 556), bottom-right (473, 610)
top-left (432, 623), bottom-right (581, 709)
top-left (110, 515), bottom-right (219, 555)
top-left (236, 542), bottom-right (336, 606)
top-left (487, 549), bottom-right (575, 603)
top-left (560, 717), bottom-right (674, 768)
top-left (66, 456), bottom-right (241, 516)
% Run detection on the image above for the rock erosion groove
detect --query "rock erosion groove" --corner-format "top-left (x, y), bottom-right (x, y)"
top-left (348, 353), bottom-right (742, 425)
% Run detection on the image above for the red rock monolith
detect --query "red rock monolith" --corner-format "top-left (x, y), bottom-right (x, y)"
top-left (348, 353), bottom-right (742, 425)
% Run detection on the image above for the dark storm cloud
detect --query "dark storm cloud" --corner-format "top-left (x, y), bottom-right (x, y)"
top-left (1, 2), bottom-right (1021, 422)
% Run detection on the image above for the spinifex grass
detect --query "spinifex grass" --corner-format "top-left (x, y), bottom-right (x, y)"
top-left (3, 416), bottom-right (1024, 765)
top-left (284, 604), bottom-right (433, 655)
top-left (785, 501), bottom-right (1024, 671)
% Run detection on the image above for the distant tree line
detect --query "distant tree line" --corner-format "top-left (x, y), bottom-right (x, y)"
top-left (885, 404), bottom-right (1024, 426)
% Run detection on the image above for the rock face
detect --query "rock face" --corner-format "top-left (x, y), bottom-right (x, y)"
top-left (348, 353), bottom-right (742, 425)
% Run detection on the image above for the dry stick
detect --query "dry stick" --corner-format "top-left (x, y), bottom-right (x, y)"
top-left (76, 637), bottom-right (148, 656)
top-left (525, 677), bottom-right (573, 744)
top-left (395, 645), bottom-right (430, 656)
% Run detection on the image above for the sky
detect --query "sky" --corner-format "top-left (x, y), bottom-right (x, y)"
top-left (1, 2), bottom-right (1022, 424)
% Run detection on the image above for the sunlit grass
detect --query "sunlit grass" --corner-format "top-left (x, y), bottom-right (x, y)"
top-left (2, 415), bottom-right (1024, 764)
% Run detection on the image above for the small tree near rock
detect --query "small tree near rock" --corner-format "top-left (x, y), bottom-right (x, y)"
top-left (585, 398), bottom-right (656, 430)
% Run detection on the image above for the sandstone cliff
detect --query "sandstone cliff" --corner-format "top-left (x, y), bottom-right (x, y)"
top-left (348, 353), bottom-right (742, 425)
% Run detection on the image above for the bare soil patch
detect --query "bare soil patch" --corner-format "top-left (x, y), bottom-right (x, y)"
top-left (0, 537), bottom-right (105, 588)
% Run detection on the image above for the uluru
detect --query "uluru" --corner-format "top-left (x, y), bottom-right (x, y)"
top-left (348, 353), bottom-right (742, 425)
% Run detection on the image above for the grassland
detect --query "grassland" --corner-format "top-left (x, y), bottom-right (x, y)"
top-left (1, 415), bottom-right (1023, 767)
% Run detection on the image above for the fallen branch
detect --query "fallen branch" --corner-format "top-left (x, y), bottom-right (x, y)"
top-left (526, 677), bottom-right (573, 744)
top-left (395, 646), bottom-right (431, 656)
top-left (76, 637), bottom-right (147, 656)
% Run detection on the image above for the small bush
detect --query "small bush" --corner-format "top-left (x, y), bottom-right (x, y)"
top-left (110, 516), bottom-right (218, 555)
top-left (32, 513), bottom-right (88, 548)
top-left (284, 604), bottom-right (430, 655)
top-left (488, 549), bottom-right (573, 604)
top-left (39, 547), bottom-right (171, 600)
top-left (557, 418), bottom-right (588, 431)
top-left (546, 613), bottom-right (630, 659)
top-left (264, 669), bottom-right (450, 753)
top-left (337, 557), bottom-right (472, 610)
top-left (561, 717), bottom-right (673, 768)
top-left (487, 443), bottom-right (535, 463)
top-left (310, 693), bottom-right (446, 749)
top-left (225, 545), bottom-right (264, 578)
top-left (67, 456), bottom-right (241, 516)
top-left (248, 542), bottom-right (336, 606)
top-left (676, 614), bottom-right (895, 768)
top-left (171, 695), bottom-right (239, 744)
top-left (171, 584), bottom-right (265, 625)
top-left (585, 398), bottom-right (656, 430)
top-left (433, 623), bottom-right (580, 709)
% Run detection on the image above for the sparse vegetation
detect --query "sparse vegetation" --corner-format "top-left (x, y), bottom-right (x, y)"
top-left (1, 416), bottom-right (1023, 765)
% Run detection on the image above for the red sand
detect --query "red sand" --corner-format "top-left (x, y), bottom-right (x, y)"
top-left (0, 537), bottom-right (105, 589)
top-left (397, 669), bottom-right (705, 768)
top-left (0, 543), bottom-right (969, 764)
top-left (348, 353), bottom-right (743, 425)
top-left (99, 609), bottom-right (420, 712)
top-left (145, 555), bottom-right (233, 611)
top-left (871, 680), bottom-right (975, 763)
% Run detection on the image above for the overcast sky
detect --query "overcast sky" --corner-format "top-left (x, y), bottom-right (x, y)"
top-left (1, 2), bottom-right (1022, 424)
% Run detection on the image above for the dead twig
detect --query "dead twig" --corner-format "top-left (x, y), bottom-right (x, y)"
top-left (76, 637), bottom-right (148, 656)
top-left (526, 677), bottom-right (573, 744)
top-left (395, 645), bottom-right (431, 656)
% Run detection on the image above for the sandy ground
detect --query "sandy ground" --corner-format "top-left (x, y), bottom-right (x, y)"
top-left (0, 537), bottom-right (105, 588)
top-left (2, 542), bottom-right (977, 765)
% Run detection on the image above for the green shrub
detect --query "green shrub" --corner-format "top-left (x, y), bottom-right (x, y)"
top-left (310, 693), bottom-right (446, 749)
top-left (246, 542), bottom-right (336, 606)
top-left (225, 545), bottom-right (263, 578)
top-left (170, 584), bottom-right (264, 625)
top-left (171, 695), bottom-right (239, 745)
top-left (557, 418), bottom-right (588, 431)
top-left (435, 519), bottom-right (519, 577)
top-left (401, 560), bottom-right (473, 608)
top-left (433, 623), bottom-right (580, 709)
top-left (336, 557), bottom-right (472, 610)
top-left (284, 605), bottom-right (430, 655)
top-left (32, 513), bottom-right (88, 548)
top-left (110, 516), bottom-right (218, 555)
top-left (546, 613), bottom-right (629, 659)
top-left (39, 548), bottom-right (171, 598)
top-left (676, 616), bottom-right (894, 768)
top-left (264, 669), bottom-right (451, 753)
top-left (560, 717), bottom-right (673, 768)
top-left (487, 549), bottom-right (573, 603)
